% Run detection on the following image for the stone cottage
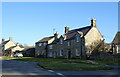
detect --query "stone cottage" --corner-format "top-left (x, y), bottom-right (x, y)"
top-left (35, 35), bottom-right (58, 57)
top-left (35, 18), bottom-right (104, 59)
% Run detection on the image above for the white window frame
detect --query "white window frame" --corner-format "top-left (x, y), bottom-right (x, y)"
top-left (76, 49), bottom-right (80, 56)
top-left (41, 51), bottom-right (45, 55)
top-left (68, 41), bottom-right (70, 46)
top-left (60, 49), bottom-right (63, 56)
top-left (60, 39), bottom-right (63, 44)
top-left (49, 50), bottom-right (52, 57)
top-left (39, 43), bottom-right (42, 46)
top-left (49, 45), bottom-right (53, 49)
top-left (117, 45), bottom-right (120, 53)
top-left (37, 50), bottom-right (40, 55)
top-left (76, 35), bottom-right (80, 42)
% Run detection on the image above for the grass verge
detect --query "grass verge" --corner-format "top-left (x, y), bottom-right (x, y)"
top-left (93, 59), bottom-right (120, 65)
top-left (2, 56), bottom-right (91, 64)
top-left (38, 62), bottom-right (114, 71)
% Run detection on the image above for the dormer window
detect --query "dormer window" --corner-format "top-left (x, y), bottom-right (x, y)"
top-left (76, 35), bottom-right (80, 42)
top-left (43, 42), bottom-right (47, 46)
top-left (60, 39), bottom-right (63, 44)
top-left (39, 43), bottom-right (42, 46)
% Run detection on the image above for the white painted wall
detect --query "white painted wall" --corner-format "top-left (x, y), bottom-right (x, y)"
top-left (4, 41), bottom-right (16, 50)
top-left (12, 45), bottom-right (24, 52)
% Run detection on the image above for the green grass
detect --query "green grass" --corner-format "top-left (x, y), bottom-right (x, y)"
top-left (2, 56), bottom-right (91, 64)
top-left (93, 59), bottom-right (120, 65)
top-left (38, 62), bottom-right (114, 71)
top-left (2, 56), bottom-right (16, 60)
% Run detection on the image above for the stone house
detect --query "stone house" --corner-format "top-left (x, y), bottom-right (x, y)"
top-left (104, 43), bottom-right (111, 52)
top-left (35, 18), bottom-right (104, 59)
top-left (35, 35), bottom-right (58, 57)
top-left (0, 37), bottom-right (24, 57)
top-left (47, 31), bottom-right (85, 59)
top-left (111, 32), bottom-right (120, 54)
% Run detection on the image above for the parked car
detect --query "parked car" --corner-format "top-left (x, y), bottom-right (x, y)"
top-left (0, 53), bottom-right (2, 56)
top-left (14, 53), bottom-right (23, 57)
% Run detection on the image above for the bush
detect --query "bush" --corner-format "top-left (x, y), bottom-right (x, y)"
top-left (90, 51), bottom-right (113, 60)
top-left (36, 55), bottom-right (46, 58)
top-left (57, 56), bottom-right (65, 59)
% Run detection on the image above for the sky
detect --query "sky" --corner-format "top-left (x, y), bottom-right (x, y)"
top-left (2, 2), bottom-right (118, 46)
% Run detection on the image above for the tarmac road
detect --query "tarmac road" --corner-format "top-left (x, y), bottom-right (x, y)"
top-left (2, 60), bottom-right (57, 75)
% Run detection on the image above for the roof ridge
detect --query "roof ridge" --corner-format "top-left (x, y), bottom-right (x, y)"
top-left (69, 25), bottom-right (91, 32)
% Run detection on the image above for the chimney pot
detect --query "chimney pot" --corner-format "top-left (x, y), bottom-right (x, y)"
top-left (65, 26), bottom-right (69, 33)
top-left (2, 38), bottom-right (5, 42)
top-left (54, 32), bottom-right (59, 40)
top-left (9, 37), bottom-right (13, 41)
top-left (91, 18), bottom-right (96, 27)
top-left (16, 43), bottom-right (19, 46)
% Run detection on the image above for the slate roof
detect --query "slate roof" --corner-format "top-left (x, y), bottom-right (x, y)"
top-left (0, 40), bottom-right (10, 46)
top-left (36, 36), bottom-right (55, 43)
top-left (19, 44), bottom-right (24, 48)
top-left (37, 26), bottom-right (92, 44)
top-left (62, 26), bottom-right (92, 40)
top-left (23, 46), bottom-right (35, 51)
top-left (112, 32), bottom-right (120, 44)
top-left (67, 26), bottom-right (92, 35)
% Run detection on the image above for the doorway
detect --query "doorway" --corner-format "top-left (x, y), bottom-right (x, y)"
top-left (68, 49), bottom-right (71, 59)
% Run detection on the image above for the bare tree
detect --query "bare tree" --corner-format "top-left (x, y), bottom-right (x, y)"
top-left (86, 40), bottom-right (104, 56)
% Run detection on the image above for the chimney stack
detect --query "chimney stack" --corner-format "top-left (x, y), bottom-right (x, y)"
top-left (54, 32), bottom-right (59, 40)
top-left (65, 26), bottom-right (69, 33)
top-left (91, 18), bottom-right (96, 27)
top-left (9, 37), bottom-right (13, 41)
top-left (2, 38), bottom-right (5, 42)
top-left (16, 43), bottom-right (19, 46)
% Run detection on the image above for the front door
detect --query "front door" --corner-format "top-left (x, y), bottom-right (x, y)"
top-left (68, 50), bottom-right (71, 59)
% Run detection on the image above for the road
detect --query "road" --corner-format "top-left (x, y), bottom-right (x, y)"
top-left (2, 60), bottom-right (58, 75)
top-left (2, 59), bottom-right (120, 77)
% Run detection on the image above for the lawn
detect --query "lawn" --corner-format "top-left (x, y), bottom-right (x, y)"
top-left (93, 59), bottom-right (120, 65)
top-left (2, 56), bottom-right (91, 63)
top-left (2, 56), bottom-right (16, 60)
top-left (2, 56), bottom-right (114, 71)
top-left (38, 62), bottom-right (113, 71)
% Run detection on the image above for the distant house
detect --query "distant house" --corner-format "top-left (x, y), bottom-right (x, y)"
top-left (0, 37), bottom-right (24, 57)
top-left (22, 47), bottom-right (35, 57)
top-left (104, 43), bottom-right (111, 52)
top-left (111, 32), bottom-right (120, 54)
top-left (35, 18), bottom-right (104, 59)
